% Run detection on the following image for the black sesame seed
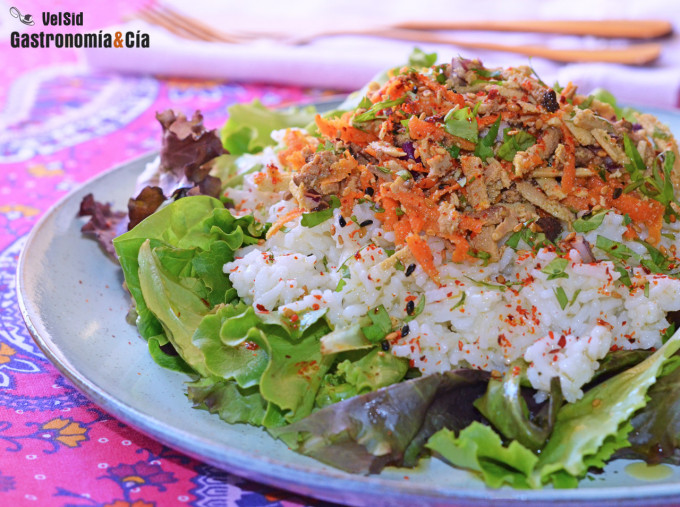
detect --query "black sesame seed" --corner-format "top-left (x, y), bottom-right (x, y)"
top-left (359, 219), bottom-right (374, 227)
top-left (338, 215), bottom-right (346, 227)
top-left (401, 324), bottom-right (410, 337)
top-left (381, 340), bottom-right (390, 351)
top-left (365, 187), bottom-right (374, 196)
top-left (612, 187), bottom-right (623, 199)
top-left (406, 300), bottom-right (415, 315)
top-left (405, 263), bottom-right (416, 277)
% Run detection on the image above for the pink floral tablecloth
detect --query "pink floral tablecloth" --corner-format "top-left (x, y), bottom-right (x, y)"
top-left (0, 2), bottom-right (336, 505)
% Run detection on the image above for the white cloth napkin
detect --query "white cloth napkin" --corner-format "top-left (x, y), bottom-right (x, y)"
top-left (82, 0), bottom-right (680, 109)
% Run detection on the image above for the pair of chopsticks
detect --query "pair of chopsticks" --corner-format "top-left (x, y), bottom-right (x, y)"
top-left (134, 4), bottom-right (672, 65)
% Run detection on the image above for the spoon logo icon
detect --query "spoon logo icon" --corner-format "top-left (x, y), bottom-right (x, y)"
top-left (10, 6), bottom-right (35, 26)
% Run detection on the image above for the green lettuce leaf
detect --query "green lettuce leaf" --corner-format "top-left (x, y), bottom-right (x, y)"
top-left (220, 99), bottom-right (317, 155)
top-left (187, 376), bottom-right (268, 426)
top-left (191, 303), bottom-right (333, 424)
top-left (137, 240), bottom-right (211, 376)
top-left (536, 329), bottom-right (680, 486)
top-left (619, 356), bottom-right (680, 464)
top-left (426, 422), bottom-right (539, 489)
top-left (474, 368), bottom-right (563, 451)
top-left (273, 370), bottom-right (489, 474)
top-left (112, 196), bottom-right (266, 369)
top-left (315, 349), bottom-right (408, 408)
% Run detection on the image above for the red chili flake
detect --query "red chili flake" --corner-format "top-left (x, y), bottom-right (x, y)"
top-left (256, 304), bottom-right (269, 313)
top-left (409, 359), bottom-right (415, 368)
top-left (596, 318), bottom-right (613, 330)
top-left (458, 340), bottom-right (463, 351)
top-left (447, 292), bottom-right (453, 297)
top-left (313, 294), bottom-right (323, 300)
top-left (405, 295), bottom-right (417, 302)
top-left (557, 335), bottom-right (566, 348)
top-left (312, 303), bottom-right (320, 310)
top-left (290, 314), bottom-right (299, 322)
top-left (244, 341), bottom-right (259, 350)
top-left (553, 355), bottom-right (559, 362)
top-left (512, 365), bottom-right (521, 376)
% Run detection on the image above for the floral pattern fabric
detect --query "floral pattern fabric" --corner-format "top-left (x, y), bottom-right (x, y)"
top-left (0, 1), bottom-right (337, 505)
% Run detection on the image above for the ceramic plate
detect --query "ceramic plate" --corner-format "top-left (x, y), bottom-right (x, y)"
top-left (17, 106), bottom-right (680, 506)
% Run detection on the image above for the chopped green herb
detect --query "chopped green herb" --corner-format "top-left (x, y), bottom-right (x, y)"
top-left (569, 289), bottom-right (581, 306)
top-left (541, 258), bottom-right (569, 280)
top-left (473, 68), bottom-right (502, 79)
top-left (395, 260), bottom-right (405, 271)
top-left (662, 324), bottom-right (677, 344)
top-left (404, 296), bottom-right (426, 322)
top-left (358, 96), bottom-right (373, 109)
top-left (596, 167), bottom-right (607, 183)
top-left (408, 47), bottom-right (438, 68)
top-left (573, 210), bottom-right (608, 233)
top-left (623, 214), bottom-right (632, 226)
top-left (445, 144), bottom-right (461, 159)
top-left (553, 81), bottom-right (564, 94)
top-left (474, 115), bottom-right (502, 162)
top-left (377, 166), bottom-right (392, 174)
top-left (653, 126), bottom-right (670, 140)
top-left (316, 140), bottom-right (335, 152)
top-left (614, 265), bottom-right (633, 287)
top-left (505, 224), bottom-right (552, 251)
top-left (444, 107), bottom-right (478, 142)
top-left (395, 207), bottom-right (405, 216)
top-left (644, 280), bottom-right (650, 298)
top-left (361, 305), bottom-right (393, 342)
top-left (528, 60), bottom-right (547, 86)
top-left (464, 276), bottom-right (507, 292)
top-left (595, 236), bottom-right (637, 261)
top-left (578, 95), bottom-right (594, 110)
top-left (467, 249), bottom-right (491, 266)
top-left (554, 287), bottom-right (568, 310)
top-left (623, 134), bottom-right (647, 182)
top-left (451, 292), bottom-right (466, 310)
top-left (335, 279), bottom-right (347, 292)
top-left (497, 129), bottom-right (536, 161)
top-left (354, 97), bottom-right (406, 123)
top-left (301, 195), bottom-right (341, 228)
top-left (396, 170), bottom-right (412, 180)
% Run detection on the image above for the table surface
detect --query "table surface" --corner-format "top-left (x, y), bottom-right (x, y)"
top-left (0, 1), bottom-right (340, 506)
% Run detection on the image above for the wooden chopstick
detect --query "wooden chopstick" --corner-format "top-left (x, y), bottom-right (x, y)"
top-left (135, 5), bottom-right (663, 65)
top-left (364, 28), bottom-right (662, 65)
top-left (391, 20), bottom-right (673, 39)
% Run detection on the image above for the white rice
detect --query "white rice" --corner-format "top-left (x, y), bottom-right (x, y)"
top-left (223, 141), bottom-right (680, 403)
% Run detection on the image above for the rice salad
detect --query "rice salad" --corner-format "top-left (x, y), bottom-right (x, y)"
top-left (82, 51), bottom-right (680, 489)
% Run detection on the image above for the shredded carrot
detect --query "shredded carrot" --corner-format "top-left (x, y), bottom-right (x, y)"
top-left (459, 216), bottom-right (484, 235)
top-left (587, 177), bottom-right (664, 244)
top-left (314, 114), bottom-right (378, 146)
top-left (477, 114), bottom-right (500, 128)
top-left (444, 234), bottom-right (471, 263)
top-left (408, 116), bottom-right (445, 142)
top-left (277, 130), bottom-right (314, 170)
top-left (266, 208), bottom-right (303, 239)
top-left (405, 233), bottom-right (440, 284)
top-left (394, 219), bottom-right (411, 246)
top-left (559, 121), bottom-right (576, 193)
top-left (623, 224), bottom-right (638, 241)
